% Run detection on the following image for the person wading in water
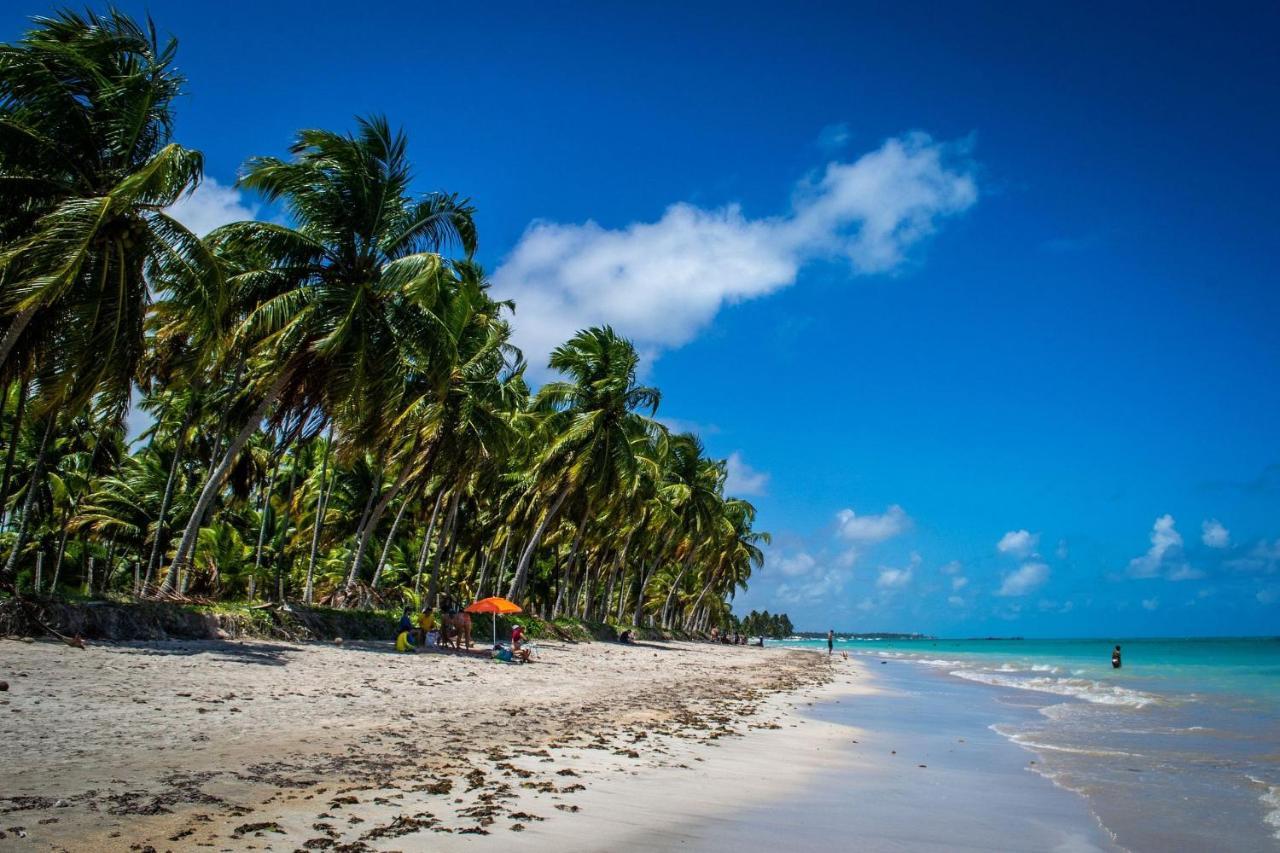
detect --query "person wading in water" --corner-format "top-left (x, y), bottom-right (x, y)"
top-left (1112, 644), bottom-right (1122, 669)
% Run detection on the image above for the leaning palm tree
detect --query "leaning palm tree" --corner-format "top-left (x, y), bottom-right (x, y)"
top-left (0, 9), bottom-right (213, 416)
top-left (506, 326), bottom-right (662, 602)
top-left (165, 115), bottom-right (476, 587)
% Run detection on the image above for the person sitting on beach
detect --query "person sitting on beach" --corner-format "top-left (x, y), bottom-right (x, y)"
top-left (395, 625), bottom-right (416, 653)
top-left (1112, 645), bottom-right (1122, 669)
top-left (492, 644), bottom-right (530, 663)
top-left (710, 627), bottom-right (719, 642)
top-left (398, 607), bottom-right (413, 636)
top-left (512, 623), bottom-right (525, 652)
top-left (619, 629), bottom-right (634, 644)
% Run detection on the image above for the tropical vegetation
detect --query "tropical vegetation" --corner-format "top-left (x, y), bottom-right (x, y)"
top-left (0, 8), bottom-right (771, 635)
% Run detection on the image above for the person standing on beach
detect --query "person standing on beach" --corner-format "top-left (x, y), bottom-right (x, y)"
top-left (827, 630), bottom-right (835, 656)
top-left (1112, 645), bottom-right (1122, 669)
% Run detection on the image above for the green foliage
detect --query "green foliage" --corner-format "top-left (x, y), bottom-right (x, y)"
top-left (737, 609), bottom-right (795, 639)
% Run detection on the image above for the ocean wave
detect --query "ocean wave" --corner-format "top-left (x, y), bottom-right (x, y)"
top-left (908, 658), bottom-right (964, 667)
top-left (991, 724), bottom-right (1145, 757)
top-left (1247, 776), bottom-right (1280, 841)
top-left (950, 669), bottom-right (1159, 708)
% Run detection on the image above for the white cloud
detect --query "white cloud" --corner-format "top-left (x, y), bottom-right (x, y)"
top-left (835, 548), bottom-right (859, 569)
top-left (1201, 519), bottom-right (1230, 549)
top-left (776, 568), bottom-right (847, 605)
top-left (1226, 539), bottom-right (1280, 574)
top-left (1055, 539), bottom-right (1070, 560)
top-left (997, 529), bottom-right (1039, 558)
top-left (772, 551), bottom-right (817, 577)
top-left (941, 561), bottom-right (969, 593)
top-left (166, 177), bottom-right (258, 236)
top-left (1127, 514), bottom-right (1199, 580)
top-left (877, 567), bottom-right (912, 589)
top-left (1167, 564), bottom-right (1206, 581)
top-left (997, 561), bottom-right (1050, 597)
top-left (947, 595), bottom-right (966, 607)
top-left (875, 553), bottom-right (921, 590)
top-left (1142, 597), bottom-right (1160, 611)
top-left (724, 452), bottom-right (769, 496)
top-left (835, 505), bottom-right (912, 543)
top-left (492, 133), bottom-right (977, 376)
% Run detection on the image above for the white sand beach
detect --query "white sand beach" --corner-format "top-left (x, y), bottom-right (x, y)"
top-left (0, 638), bottom-right (1115, 852)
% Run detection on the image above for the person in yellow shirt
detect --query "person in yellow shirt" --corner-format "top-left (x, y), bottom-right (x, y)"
top-left (418, 609), bottom-right (435, 646)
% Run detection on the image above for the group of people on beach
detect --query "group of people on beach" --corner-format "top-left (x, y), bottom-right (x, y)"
top-left (709, 627), bottom-right (761, 646)
top-left (393, 601), bottom-right (533, 663)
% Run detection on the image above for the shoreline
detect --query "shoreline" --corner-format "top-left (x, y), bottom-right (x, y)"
top-left (0, 638), bottom-right (1128, 852)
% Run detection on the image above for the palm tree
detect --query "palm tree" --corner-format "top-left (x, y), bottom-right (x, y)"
top-left (0, 9), bottom-right (213, 417)
top-left (506, 327), bottom-right (661, 603)
top-left (165, 116), bottom-right (476, 584)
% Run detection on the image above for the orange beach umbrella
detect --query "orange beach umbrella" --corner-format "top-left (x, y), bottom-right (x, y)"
top-left (464, 597), bottom-right (523, 646)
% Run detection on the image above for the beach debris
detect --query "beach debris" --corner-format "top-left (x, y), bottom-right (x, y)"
top-left (334, 637), bottom-right (344, 646)
top-left (231, 821), bottom-right (285, 838)
top-left (0, 681), bottom-right (7, 691)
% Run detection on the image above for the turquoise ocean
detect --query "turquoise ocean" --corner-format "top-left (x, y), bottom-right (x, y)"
top-left (785, 636), bottom-right (1280, 850)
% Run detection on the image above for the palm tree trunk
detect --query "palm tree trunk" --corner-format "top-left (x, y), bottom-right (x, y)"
top-left (166, 369), bottom-right (292, 589)
top-left (143, 415), bottom-right (190, 593)
top-left (661, 546), bottom-right (697, 627)
top-left (370, 491), bottom-right (413, 589)
top-left (345, 437), bottom-right (427, 591)
top-left (508, 480), bottom-right (573, 602)
top-left (303, 423), bottom-right (334, 604)
top-left (427, 490), bottom-right (461, 607)
top-left (684, 579), bottom-right (715, 631)
top-left (274, 459), bottom-right (299, 602)
top-left (0, 374), bottom-right (29, 530)
top-left (413, 489), bottom-right (445, 597)
top-left (1, 413), bottom-right (55, 581)
top-left (635, 530), bottom-right (677, 625)
top-left (604, 542), bottom-right (628, 622)
top-left (250, 453), bottom-right (280, 599)
top-left (553, 502), bottom-right (590, 617)
top-left (0, 306), bottom-right (37, 371)
top-left (474, 544), bottom-right (492, 598)
top-left (50, 524), bottom-right (70, 594)
top-left (342, 482), bottom-right (380, 592)
top-left (492, 535), bottom-right (511, 598)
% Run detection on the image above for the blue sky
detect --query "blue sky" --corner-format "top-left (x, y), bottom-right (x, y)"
top-left (9, 2), bottom-right (1279, 635)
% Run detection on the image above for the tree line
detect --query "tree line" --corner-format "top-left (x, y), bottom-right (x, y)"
top-left (0, 8), bottom-right (769, 632)
top-left (735, 610), bottom-right (794, 639)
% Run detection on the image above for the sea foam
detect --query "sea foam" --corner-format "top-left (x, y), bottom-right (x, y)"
top-left (949, 669), bottom-right (1158, 708)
